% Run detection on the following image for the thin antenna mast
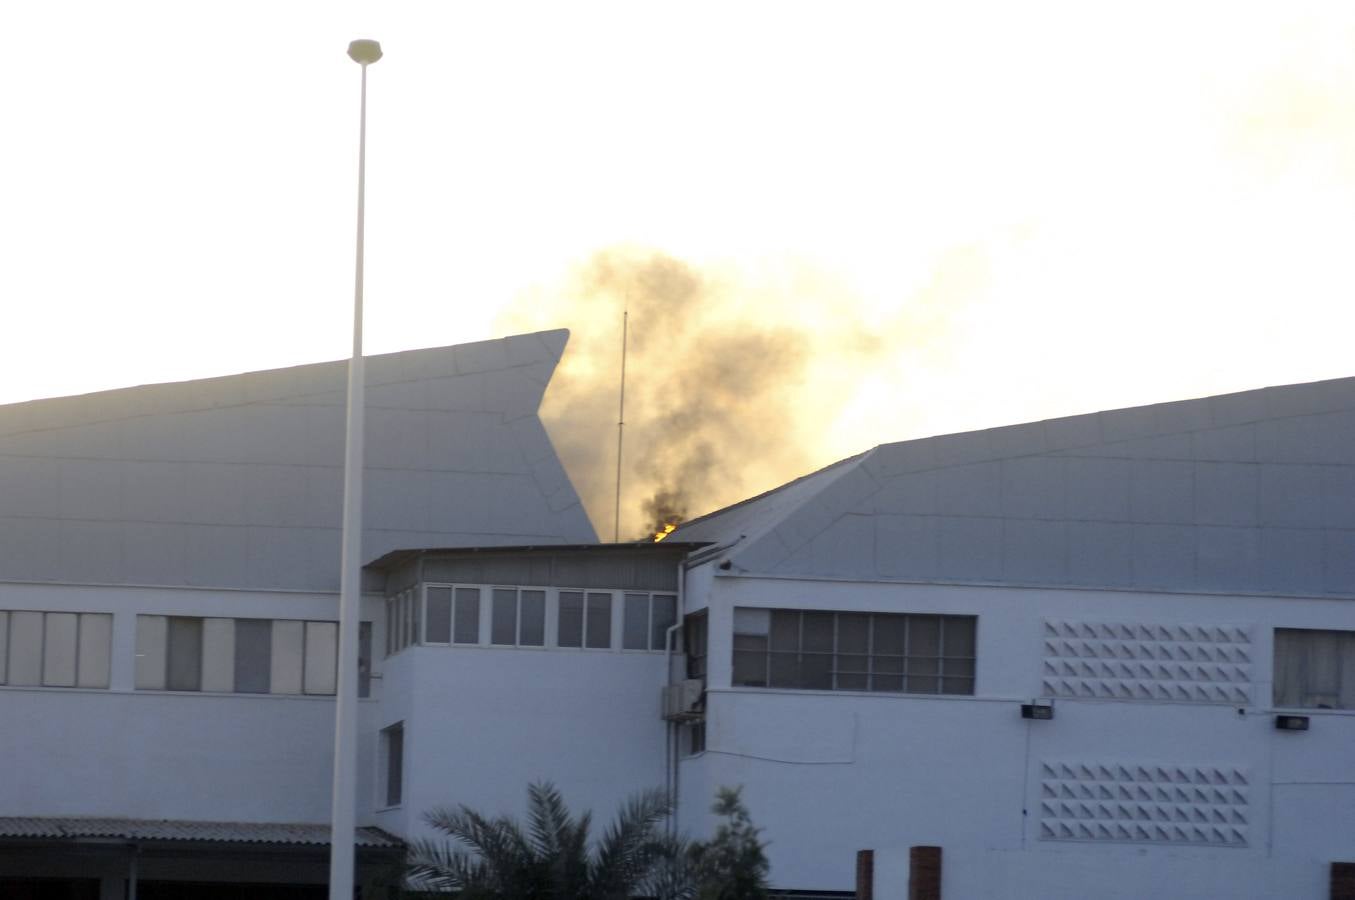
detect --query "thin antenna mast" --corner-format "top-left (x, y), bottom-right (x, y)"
top-left (614, 306), bottom-right (628, 542)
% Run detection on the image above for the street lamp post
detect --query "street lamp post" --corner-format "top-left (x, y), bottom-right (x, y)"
top-left (330, 37), bottom-right (382, 900)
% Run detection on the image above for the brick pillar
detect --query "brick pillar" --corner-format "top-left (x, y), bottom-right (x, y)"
top-left (1333, 862), bottom-right (1355, 900)
top-left (908, 845), bottom-right (942, 900)
top-left (855, 849), bottom-right (874, 900)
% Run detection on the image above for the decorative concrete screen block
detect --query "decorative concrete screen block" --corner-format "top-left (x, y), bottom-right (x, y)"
top-left (1038, 761), bottom-right (1249, 847)
top-left (1041, 619), bottom-right (1252, 704)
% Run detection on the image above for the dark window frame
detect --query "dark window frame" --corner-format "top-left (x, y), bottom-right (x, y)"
top-left (732, 609), bottom-right (976, 696)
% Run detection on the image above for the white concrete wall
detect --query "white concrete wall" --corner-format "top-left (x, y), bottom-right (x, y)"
top-left (0, 581), bottom-right (385, 824)
top-left (375, 641), bottom-right (672, 843)
top-left (679, 570), bottom-right (1355, 895)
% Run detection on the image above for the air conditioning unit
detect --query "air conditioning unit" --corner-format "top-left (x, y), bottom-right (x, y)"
top-left (661, 679), bottom-right (705, 721)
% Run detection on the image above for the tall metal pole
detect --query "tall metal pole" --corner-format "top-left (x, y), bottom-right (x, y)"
top-left (613, 307), bottom-right (628, 542)
top-left (331, 37), bottom-right (382, 900)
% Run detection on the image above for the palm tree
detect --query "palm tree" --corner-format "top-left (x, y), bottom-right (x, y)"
top-left (406, 781), bottom-right (683, 899)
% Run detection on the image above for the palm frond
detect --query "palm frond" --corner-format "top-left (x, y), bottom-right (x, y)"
top-left (526, 780), bottom-right (574, 860)
top-left (590, 787), bottom-right (674, 898)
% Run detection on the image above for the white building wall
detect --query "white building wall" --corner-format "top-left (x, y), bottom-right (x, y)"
top-left (0, 581), bottom-right (386, 825)
top-left (377, 642), bottom-right (672, 843)
top-left (679, 570), bottom-right (1355, 895)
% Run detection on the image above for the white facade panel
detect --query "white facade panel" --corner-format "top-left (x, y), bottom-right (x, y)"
top-left (9, 611), bottom-right (44, 686)
top-left (303, 621), bottom-right (337, 695)
top-left (134, 614), bottom-right (167, 690)
top-left (270, 620), bottom-right (304, 695)
top-left (42, 612), bottom-right (78, 687)
top-left (76, 613), bottom-right (112, 689)
top-left (200, 617), bottom-right (236, 693)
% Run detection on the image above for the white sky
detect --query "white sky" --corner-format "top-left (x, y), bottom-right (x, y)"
top-left (3, 2), bottom-right (1354, 463)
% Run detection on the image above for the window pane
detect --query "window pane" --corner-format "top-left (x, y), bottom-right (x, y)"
top-left (492, 589), bottom-right (518, 645)
top-left (358, 621), bottom-right (373, 698)
top-left (133, 615), bottom-right (167, 690)
top-left (685, 613), bottom-right (707, 679)
top-left (385, 599), bottom-right (395, 656)
top-left (872, 673), bottom-right (904, 692)
top-left (943, 658), bottom-right (976, 679)
top-left (166, 617), bottom-right (203, 692)
top-left (520, 591), bottom-right (546, 646)
top-left (836, 654), bottom-right (869, 691)
top-left (942, 616), bottom-right (976, 656)
top-left (200, 618), bottom-right (235, 692)
top-left (733, 607), bottom-right (771, 635)
top-left (942, 676), bottom-right (974, 695)
top-left (270, 620), bottom-right (304, 694)
top-left (393, 595), bottom-right (404, 652)
top-left (454, 588), bottom-right (481, 644)
top-left (838, 614), bottom-right (869, 654)
top-left (801, 653), bottom-right (832, 690)
top-left (733, 634), bottom-right (768, 652)
top-left (873, 655), bottom-right (904, 675)
top-left (425, 587), bottom-right (452, 643)
top-left (906, 658), bottom-right (940, 694)
top-left (304, 621), bottom-right (338, 695)
top-left (234, 619), bottom-right (272, 694)
top-left (623, 593), bottom-right (649, 650)
top-left (733, 650), bottom-right (768, 687)
top-left (586, 593), bottom-right (612, 649)
top-left (1274, 627), bottom-right (1355, 710)
top-left (873, 616), bottom-right (906, 655)
top-left (651, 595), bottom-right (677, 650)
top-left (803, 613), bottom-right (834, 652)
top-left (909, 616), bottom-right (940, 657)
top-left (77, 614), bottom-right (111, 689)
top-left (558, 592), bottom-right (583, 647)
top-left (0, 612), bottom-right (8, 685)
top-left (384, 724), bottom-right (404, 807)
top-left (770, 611), bottom-right (800, 652)
top-left (42, 613), bottom-right (78, 687)
top-left (837, 672), bottom-right (868, 691)
top-left (410, 593), bottom-right (421, 645)
top-left (768, 651), bottom-right (800, 688)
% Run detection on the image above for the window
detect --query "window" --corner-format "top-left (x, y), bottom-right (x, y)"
top-left (135, 616), bottom-right (370, 697)
top-left (731, 608), bottom-right (976, 695)
top-left (0, 611), bottom-right (112, 689)
top-left (623, 593), bottom-right (678, 650)
top-left (586, 592), bottom-right (611, 648)
top-left (558, 591), bottom-right (584, 647)
top-left (423, 586), bottom-right (481, 645)
top-left (382, 722), bottom-right (404, 807)
top-left (492, 588), bottom-right (546, 647)
top-left (1274, 628), bottom-right (1355, 710)
top-left (559, 590), bottom-right (613, 649)
top-left (685, 612), bottom-right (708, 681)
top-left (686, 721), bottom-right (706, 756)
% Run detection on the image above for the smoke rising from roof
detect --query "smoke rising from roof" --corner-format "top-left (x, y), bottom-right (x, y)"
top-left (499, 247), bottom-right (986, 540)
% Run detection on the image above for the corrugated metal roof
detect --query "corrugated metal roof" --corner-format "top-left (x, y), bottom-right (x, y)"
top-left (0, 816), bottom-right (401, 848)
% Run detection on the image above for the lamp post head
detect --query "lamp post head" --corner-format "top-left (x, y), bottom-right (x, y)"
top-left (347, 39), bottom-right (383, 65)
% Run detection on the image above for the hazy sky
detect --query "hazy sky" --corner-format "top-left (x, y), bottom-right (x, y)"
top-left (3, 2), bottom-right (1354, 471)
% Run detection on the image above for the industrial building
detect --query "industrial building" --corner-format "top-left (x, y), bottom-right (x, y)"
top-left (1, 331), bottom-right (1351, 898)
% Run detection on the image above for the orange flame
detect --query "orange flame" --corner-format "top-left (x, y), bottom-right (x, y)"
top-left (653, 522), bottom-right (677, 542)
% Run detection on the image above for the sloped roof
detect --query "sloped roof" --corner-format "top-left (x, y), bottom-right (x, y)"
top-left (0, 330), bottom-right (596, 591)
top-left (0, 816), bottom-right (400, 847)
top-left (673, 375), bottom-right (1355, 598)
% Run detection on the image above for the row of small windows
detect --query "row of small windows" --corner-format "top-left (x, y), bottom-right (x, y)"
top-left (0, 611), bottom-right (112, 689)
top-left (730, 609), bottom-right (978, 695)
top-left (385, 586), bottom-right (678, 656)
top-left (134, 615), bottom-right (372, 697)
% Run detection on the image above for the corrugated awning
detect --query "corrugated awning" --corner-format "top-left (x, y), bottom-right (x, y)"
top-left (0, 816), bottom-right (401, 848)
